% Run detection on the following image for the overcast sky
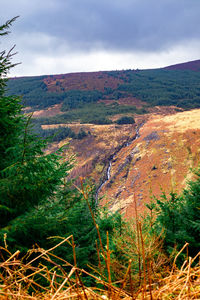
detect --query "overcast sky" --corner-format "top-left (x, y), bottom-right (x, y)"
top-left (1, 0), bottom-right (200, 77)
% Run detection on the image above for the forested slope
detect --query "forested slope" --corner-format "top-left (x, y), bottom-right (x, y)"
top-left (7, 60), bottom-right (200, 113)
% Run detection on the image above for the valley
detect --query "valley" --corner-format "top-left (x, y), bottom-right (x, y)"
top-left (39, 108), bottom-right (200, 218)
top-left (7, 59), bottom-right (200, 217)
top-left (2, 11), bottom-right (200, 299)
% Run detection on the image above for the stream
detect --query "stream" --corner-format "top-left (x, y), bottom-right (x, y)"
top-left (95, 124), bottom-right (142, 204)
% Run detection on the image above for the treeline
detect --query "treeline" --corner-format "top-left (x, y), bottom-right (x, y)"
top-left (6, 76), bottom-right (55, 108)
top-left (33, 123), bottom-right (88, 141)
top-left (7, 67), bottom-right (200, 112)
top-left (6, 77), bottom-right (116, 110)
top-left (115, 69), bottom-right (200, 108)
top-left (6, 78), bottom-right (102, 109)
top-left (61, 90), bottom-right (103, 110)
top-left (31, 115), bottom-right (135, 144)
top-left (34, 102), bottom-right (143, 125)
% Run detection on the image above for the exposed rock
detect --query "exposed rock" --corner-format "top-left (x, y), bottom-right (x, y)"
top-left (143, 131), bottom-right (160, 142)
top-left (130, 172), bottom-right (141, 188)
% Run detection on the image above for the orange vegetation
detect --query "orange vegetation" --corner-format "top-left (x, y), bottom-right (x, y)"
top-left (41, 108), bottom-right (200, 219)
top-left (99, 109), bottom-right (200, 218)
top-left (0, 229), bottom-right (199, 299)
top-left (43, 71), bottom-right (124, 93)
top-left (43, 122), bottom-right (138, 185)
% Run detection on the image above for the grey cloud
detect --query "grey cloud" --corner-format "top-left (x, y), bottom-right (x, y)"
top-left (1, 0), bottom-right (200, 77)
top-left (2, 0), bottom-right (200, 53)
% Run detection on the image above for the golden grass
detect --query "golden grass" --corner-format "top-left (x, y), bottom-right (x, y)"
top-left (0, 236), bottom-right (199, 299)
top-left (98, 109), bottom-right (200, 217)
top-left (149, 108), bottom-right (200, 133)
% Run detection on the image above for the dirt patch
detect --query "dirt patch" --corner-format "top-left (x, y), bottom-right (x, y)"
top-left (32, 103), bottom-right (63, 118)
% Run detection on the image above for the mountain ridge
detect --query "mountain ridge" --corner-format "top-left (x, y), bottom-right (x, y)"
top-left (10, 58), bottom-right (200, 79)
top-left (164, 59), bottom-right (200, 71)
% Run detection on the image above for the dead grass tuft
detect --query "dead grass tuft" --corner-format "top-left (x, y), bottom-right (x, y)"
top-left (0, 239), bottom-right (199, 299)
top-left (1, 183), bottom-right (199, 299)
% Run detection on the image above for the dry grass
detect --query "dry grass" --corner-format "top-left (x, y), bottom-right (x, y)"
top-left (1, 182), bottom-right (199, 299)
top-left (0, 237), bottom-right (199, 299)
top-left (99, 108), bottom-right (200, 218)
top-left (161, 108), bottom-right (200, 133)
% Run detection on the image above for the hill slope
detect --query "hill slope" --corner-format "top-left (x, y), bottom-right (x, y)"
top-left (99, 108), bottom-right (200, 216)
top-left (6, 59), bottom-right (200, 216)
top-left (164, 59), bottom-right (200, 71)
top-left (7, 59), bottom-right (200, 115)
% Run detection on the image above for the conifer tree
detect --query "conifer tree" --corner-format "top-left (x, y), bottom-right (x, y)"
top-left (0, 17), bottom-right (71, 230)
top-left (0, 19), bottom-right (122, 278)
top-left (154, 172), bottom-right (200, 258)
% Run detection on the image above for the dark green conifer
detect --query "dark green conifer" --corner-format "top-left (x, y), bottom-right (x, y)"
top-left (0, 17), bottom-right (71, 232)
top-left (154, 172), bottom-right (200, 258)
top-left (0, 19), bottom-right (122, 282)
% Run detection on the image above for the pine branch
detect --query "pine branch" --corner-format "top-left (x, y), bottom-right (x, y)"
top-left (0, 16), bottom-right (19, 36)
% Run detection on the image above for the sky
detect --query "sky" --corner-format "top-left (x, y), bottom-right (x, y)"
top-left (1, 0), bottom-right (200, 77)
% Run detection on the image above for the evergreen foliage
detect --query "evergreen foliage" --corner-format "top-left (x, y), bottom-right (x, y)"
top-left (61, 89), bottom-right (103, 110)
top-left (7, 67), bottom-right (200, 111)
top-left (111, 214), bottom-right (166, 285)
top-left (0, 17), bottom-right (71, 229)
top-left (153, 171), bottom-right (200, 258)
top-left (6, 76), bottom-right (63, 108)
top-left (117, 69), bottom-right (200, 108)
top-left (0, 19), bottom-right (123, 280)
top-left (32, 123), bottom-right (88, 141)
top-left (34, 102), bottom-right (143, 125)
top-left (1, 182), bottom-right (121, 274)
top-left (116, 116), bottom-right (135, 124)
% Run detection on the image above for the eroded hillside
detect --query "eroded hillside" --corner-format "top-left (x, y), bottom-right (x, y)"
top-left (42, 108), bottom-right (200, 218)
top-left (43, 121), bottom-right (140, 185)
top-left (98, 109), bottom-right (200, 217)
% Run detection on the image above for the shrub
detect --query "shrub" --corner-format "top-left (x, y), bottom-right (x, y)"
top-left (153, 170), bottom-right (200, 259)
top-left (116, 116), bottom-right (135, 124)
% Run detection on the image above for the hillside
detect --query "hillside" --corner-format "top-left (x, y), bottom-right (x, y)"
top-left (6, 59), bottom-right (200, 217)
top-left (164, 59), bottom-right (200, 71)
top-left (99, 108), bottom-right (200, 216)
top-left (7, 59), bottom-right (200, 114)
top-left (2, 15), bottom-right (200, 299)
